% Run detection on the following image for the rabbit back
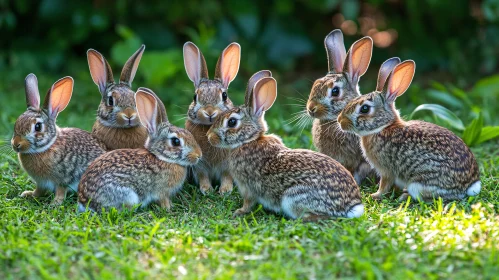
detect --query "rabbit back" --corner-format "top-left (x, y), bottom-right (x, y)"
top-left (229, 135), bottom-right (362, 218)
top-left (361, 120), bottom-right (480, 200)
top-left (78, 148), bottom-right (187, 211)
top-left (19, 128), bottom-right (104, 191)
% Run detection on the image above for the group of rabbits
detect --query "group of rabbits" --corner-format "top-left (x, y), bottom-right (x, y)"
top-left (11, 29), bottom-right (481, 222)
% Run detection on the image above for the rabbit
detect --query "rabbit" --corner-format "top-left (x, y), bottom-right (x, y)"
top-left (306, 29), bottom-right (374, 185)
top-left (206, 71), bottom-right (363, 221)
top-left (87, 44), bottom-right (148, 151)
top-left (11, 74), bottom-right (105, 205)
top-left (337, 60), bottom-right (481, 202)
top-left (183, 41), bottom-right (241, 194)
top-left (78, 88), bottom-right (202, 212)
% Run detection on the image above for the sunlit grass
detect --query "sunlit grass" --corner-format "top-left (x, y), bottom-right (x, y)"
top-left (1, 140), bottom-right (498, 279)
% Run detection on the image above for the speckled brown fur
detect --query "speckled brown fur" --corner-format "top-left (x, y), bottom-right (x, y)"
top-left (92, 121), bottom-right (148, 150)
top-left (229, 133), bottom-right (362, 219)
top-left (19, 128), bottom-right (104, 188)
top-left (183, 42), bottom-right (241, 194)
top-left (338, 60), bottom-right (481, 201)
top-left (207, 75), bottom-right (363, 220)
top-left (87, 46), bottom-right (148, 151)
top-left (78, 149), bottom-right (187, 211)
top-left (12, 74), bottom-right (105, 204)
top-left (312, 119), bottom-right (366, 175)
top-left (78, 88), bottom-right (202, 212)
top-left (307, 30), bottom-right (373, 184)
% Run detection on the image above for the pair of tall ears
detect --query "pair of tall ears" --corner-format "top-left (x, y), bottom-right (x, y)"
top-left (134, 87), bottom-right (169, 135)
top-left (243, 70), bottom-right (277, 117)
top-left (183, 42), bottom-right (241, 88)
top-left (324, 29), bottom-right (373, 84)
top-left (87, 45), bottom-right (145, 94)
top-left (25, 74), bottom-right (73, 120)
top-left (376, 58), bottom-right (415, 103)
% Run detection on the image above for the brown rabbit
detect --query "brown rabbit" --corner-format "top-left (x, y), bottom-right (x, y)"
top-left (78, 88), bottom-right (202, 212)
top-left (183, 42), bottom-right (241, 194)
top-left (12, 74), bottom-right (104, 205)
top-left (306, 29), bottom-right (373, 184)
top-left (207, 72), bottom-right (363, 221)
top-left (87, 45), bottom-right (148, 150)
top-left (338, 60), bottom-right (481, 201)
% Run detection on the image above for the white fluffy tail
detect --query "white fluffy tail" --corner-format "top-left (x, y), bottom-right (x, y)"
top-left (466, 181), bottom-right (481, 196)
top-left (347, 204), bottom-right (364, 218)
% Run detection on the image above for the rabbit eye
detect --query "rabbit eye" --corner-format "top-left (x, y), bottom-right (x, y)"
top-left (222, 91), bottom-right (228, 102)
top-left (360, 104), bottom-right (370, 114)
top-left (193, 94), bottom-right (197, 103)
top-left (34, 122), bottom-right (42, 132)
top-left (227, 118), bottom-right (237, 128)
top-left (328, 86), bottom-right (340, 97)
top-left (107, 96), bottom-right (114, 106)
top-left (171, 137), bottom-right (181, 147)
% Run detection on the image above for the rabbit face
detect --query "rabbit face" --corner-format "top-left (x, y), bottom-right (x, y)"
top-left (207, 107), bottom-right (265, 149)
top-left (307, 74), bottom-right (358, 120)
top-left (98, 83), bottom-right (140, 128)
top-left (338, 92), bottom-right (397, 136)
top-left (148, 124), bottom-right (202, 166)
top-left (207, 76), bottom-right (277, 149)
top-left (12, 109), bottom-right (56, 153)
top-left (307, 30), bottom-right (373, 121)
top-left (13, 74), bottom-right (73, 154)
top-left (87, 45), bottom-right (145, 129)
top-left (187, 80), bottom-right (234, 125)
top-left (183, 42), bottom-right (241, 126)
top-left (338, 60), bottom-right (416, 137)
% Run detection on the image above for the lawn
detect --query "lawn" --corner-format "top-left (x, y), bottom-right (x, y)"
top-left (0, 74), bottom-right (498, 279)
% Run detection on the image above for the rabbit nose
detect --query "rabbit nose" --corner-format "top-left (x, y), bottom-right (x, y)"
top-left (123, 114), bottom-right (136, 120)
top-left (13, 143), bottom-right (22, 152)
top-left (308, 105), bottom-right (317, 116)
top-left (12, 137), bottom-right (24, 152)
top-left (122, 108), bottom-right (137, 120)
top-left (203, 110), bottom-right (218, 121)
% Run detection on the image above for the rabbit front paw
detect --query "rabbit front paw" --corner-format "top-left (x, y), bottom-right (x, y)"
top-left (20, 190), bottom-right (35, 198)
top-left (233, 208), bottom-right (250, 217)
top-left (370, 192), bottom-right (384, 200)
top-left (219, 183), bottom-right (233, 195)
top-left (200, 183), bottom-right (214, 195)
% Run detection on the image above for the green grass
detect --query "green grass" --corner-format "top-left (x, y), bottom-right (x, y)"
top-left (1, 75), bottom-right (499, 279)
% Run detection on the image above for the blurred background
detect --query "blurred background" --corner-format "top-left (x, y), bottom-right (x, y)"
top-left (1, 0), bottom-right (499, 148)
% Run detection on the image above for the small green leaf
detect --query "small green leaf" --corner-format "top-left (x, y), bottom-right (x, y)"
top-left (410, 104), bottom-right (465, 131)
top-left (477, 126), bottom-right (499, 145)
top-left (462, 113), bottom-right (483, 147)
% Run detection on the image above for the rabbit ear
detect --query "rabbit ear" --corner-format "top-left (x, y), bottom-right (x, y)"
top-left (135, 89), bottom-right (159, 134)
top-left (324, 29), bottom-right (346, 74)
top-left (183, 42), bottom-right (209, 87)
top-left (244, 70), bottom-right (272, 107)
top-left (376, 57), bottom-right (401, 91)
top-left (215, 43), bottom-right (241, 88)
top-left (120, 44), bottom-right (145, 86)
top-left (251, 77), bottom-right (277, 117)
top-left (384, 60), bottom-right (416, 103)
top-left (43, 76), bottom-right (74, 119)
top-left (87, 49), bottom-right (114, 95)
top-left (25, 73), bottom-right (40, 109)
top-left (343, 37), bottom-right (373, 84)
top-left (137, 87), bottom-right (168, 124)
